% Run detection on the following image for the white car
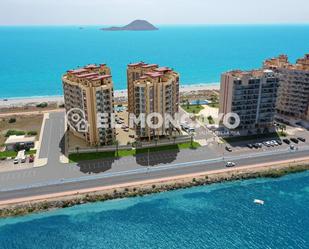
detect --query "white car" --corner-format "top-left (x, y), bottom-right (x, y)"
top-left (21, 156), bottom-right (27, 163)
top-left (271, 140), bottom-right (279, 146)
top-left (263, 141), bottom-right (271, 147)
top-left (226, 162), bottom-right (236, 167)
top-left (13, 158), bottom-right (19, 164)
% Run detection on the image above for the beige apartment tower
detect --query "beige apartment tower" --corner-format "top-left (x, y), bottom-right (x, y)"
top-left (63, 64), bottom-right (115, 146)
top-left (219, 69), bottom-right (279, 135)
top-left (264, 54), bottom-right (309, 122)
top-left (127, 63), bottom-right (180, 139)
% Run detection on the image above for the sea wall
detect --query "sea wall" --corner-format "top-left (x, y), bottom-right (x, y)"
top-left (1, 161), bottom-right (309, 218)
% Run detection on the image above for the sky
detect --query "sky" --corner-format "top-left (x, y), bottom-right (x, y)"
top-left (0, 0), bottom-right (309, 25)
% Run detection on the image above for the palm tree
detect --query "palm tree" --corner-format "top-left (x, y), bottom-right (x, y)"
top-left (114, 140), bottom-right (119, 157)
top-left (154, 137), bottom-right (158, 147)
top-left (279, 124), bottom-right (286, 133)
top-left (186, 99), bottom-right (190, 109)
top-left (173, 135), bottom-right (177, 144)
top-left (196, 99), bottom-right (200, 107)
top-left (190, 133), bottom-right (194, 148)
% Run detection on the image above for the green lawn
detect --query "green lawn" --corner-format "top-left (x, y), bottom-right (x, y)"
top-left (69, 142), bottom-right (201, 163)
top-left (208, 102), bottom-right (219, 108)
top-left (181, 105), bottom-right (204, 114)
top-left (0, 150), bottom-right (37, 160)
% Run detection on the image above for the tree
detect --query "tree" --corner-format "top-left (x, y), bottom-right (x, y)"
top-left (154, 137), bottom-right (158, 147)
top-left (196, 99), bottom-right (200, 107)
top-left (279, 124), bottom-right (286, 133)
top-left (190, 133), bottom-right (194, 148)
top-left (75, 146), bottom-right (80, 154)
top-left (114, 140), bottom-right (119, 157)
top-left (186, 99), bottom-right (190, 109)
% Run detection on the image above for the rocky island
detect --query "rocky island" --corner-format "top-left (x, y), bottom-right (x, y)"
top-left (101, 20), bottom-right (158, 31)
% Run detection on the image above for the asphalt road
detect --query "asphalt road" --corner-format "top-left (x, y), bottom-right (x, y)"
top-left (1, 111), bottom-right (309, 202)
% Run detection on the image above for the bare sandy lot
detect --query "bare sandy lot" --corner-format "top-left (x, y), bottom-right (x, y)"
top-left (0, 114), bottom-right (43, 146)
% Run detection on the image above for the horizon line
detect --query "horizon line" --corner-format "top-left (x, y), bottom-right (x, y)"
top-left (1, 22), bottom-right (309, 27)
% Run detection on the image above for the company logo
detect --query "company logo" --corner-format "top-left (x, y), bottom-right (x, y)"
top-left (67, 108), bottom-right (89, 133)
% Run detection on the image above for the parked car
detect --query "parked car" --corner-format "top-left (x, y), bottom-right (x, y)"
top-left (263, 141), bottom-right (271, 147)
top-left (225, 146), bottom-right (232, 152)
top-left (276, 140), bottom-right (283, 145)
top-left (253, 143), bottom-right (259, 149)
top-left (188, 128), bottom-right (195, 133)
top-left (297, 137), bottom-right (306, 142)
top-left (29, 155), bottom-right (35, 163)
top-left (290, 145), bottom-right (295, 150)
top-left (21, 156), bottom-right (26, 163)
top-left (257, 143), bottom-right (263, 148)
top-left (283, 139), bottom-right (290, 145)
top-left (271, 140), bottom-right (279, 146)
top-left (247, 144), bottom-right (253, 149)
top-left (290, 138), bottom-right (299, 144)
top-left (13, 158), bottom-right (19, 164)
top-left (181, 124), bottom-right (189, 132)
top-left (226, 162), bottom-right (236, 167)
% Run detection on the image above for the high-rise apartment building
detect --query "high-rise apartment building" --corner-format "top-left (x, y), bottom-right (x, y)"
top-left (219, 69), bottom-right (279, 134)
top-left (127, 62), bottom-right (159, 114)
top-left (127, 63), bottom-right (180, 139)
top-left (63, 64), bottom-right (115, 146)
top-left (264, 54), bottom-right (309, 121)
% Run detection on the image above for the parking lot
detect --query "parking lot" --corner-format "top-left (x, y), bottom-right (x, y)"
top-left (220, 125), bottom-right (309, 156)
top-left (0, 157), bottom-right (34, 173)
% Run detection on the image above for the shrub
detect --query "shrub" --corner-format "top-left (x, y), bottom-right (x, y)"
top-left (8, 118), bottom-right (16, 123)
top-left (27, 131), bottom-right (38, 136)
top-left (207, 115), bottom-right (215, 125)
top-left (36, 102), bottom-right (48, 108)
top-left (5, 130), bottom-right (25, 137)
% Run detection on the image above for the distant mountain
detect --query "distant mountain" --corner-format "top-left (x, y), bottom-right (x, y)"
top-left (101, 20), bottom-right (158, 31)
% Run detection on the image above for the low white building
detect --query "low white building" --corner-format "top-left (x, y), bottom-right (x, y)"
top-left (4, 135), bottom-right (36, 151)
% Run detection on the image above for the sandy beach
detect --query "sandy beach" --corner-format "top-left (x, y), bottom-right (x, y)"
top-left (0, 83), bottom-right (220, 108)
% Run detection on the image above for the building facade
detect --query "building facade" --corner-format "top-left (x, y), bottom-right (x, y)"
top-left (219, 69), bottom-right (279, 135)
top-left (127, 63), bottom-right (180, 139)
top-left (264, 54), bottom-right (309, 122)
top-left (63, 64), bottom-right (115, 146)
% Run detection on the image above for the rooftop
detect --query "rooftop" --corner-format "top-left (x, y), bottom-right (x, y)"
top-left (145, 72), bottom-right (163, 78)
top-left (5, 135), bottom-right (36, 145)
top-left (264, 54), bottom-right (309, 71)
top-left (225, 69), bottom-right (274, 79)
top-left (64, 63), bottom-right (112, 86)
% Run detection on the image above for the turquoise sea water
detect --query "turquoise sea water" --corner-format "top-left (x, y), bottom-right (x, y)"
top-left (0, 172), bottom-right (308, 248)
top-left (1, 25), bottom-right (309, 98)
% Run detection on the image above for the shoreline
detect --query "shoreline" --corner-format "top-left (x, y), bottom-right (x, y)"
top-left (0, 83), bottom-right (220, 108)
top-left (0, 157), bottom-right (308, 218)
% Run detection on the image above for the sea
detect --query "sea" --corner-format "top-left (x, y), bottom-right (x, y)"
top-left (1, 25), bottom-right (309, 98)
top-left (0, 172), bottom-right (308, 248)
